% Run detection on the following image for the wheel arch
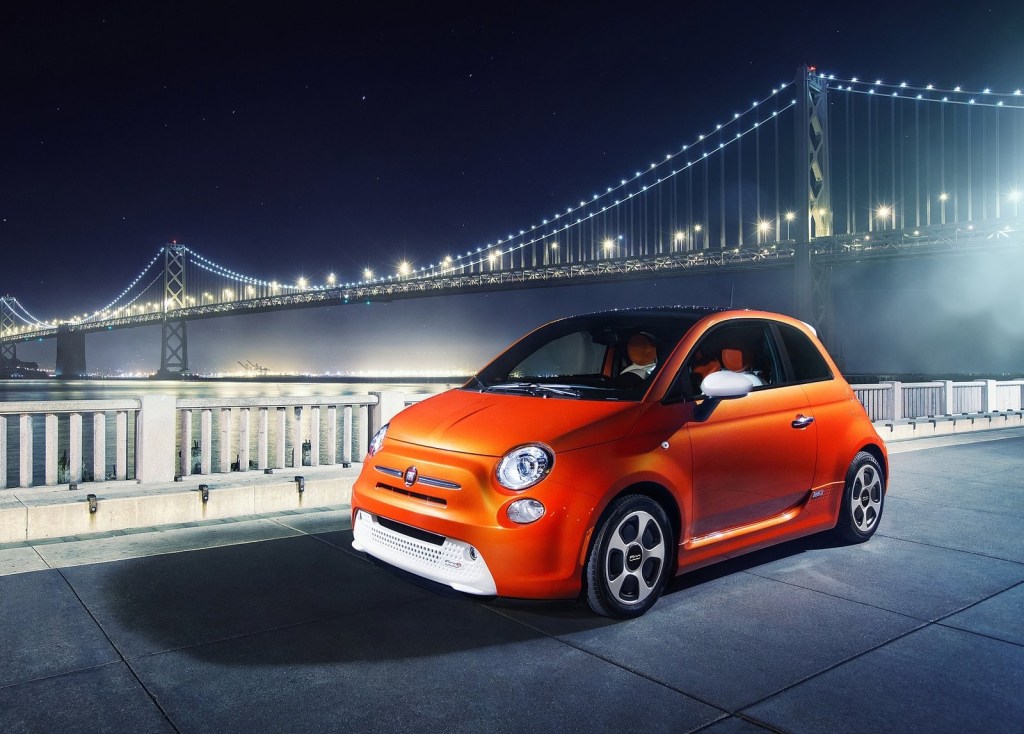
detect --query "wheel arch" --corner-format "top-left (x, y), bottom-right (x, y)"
top-left (586, 481), bottom-right (683, 574)
top-left (858, 442), bottom-right (888, 484)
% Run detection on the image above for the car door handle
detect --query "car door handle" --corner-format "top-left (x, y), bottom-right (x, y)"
top-left (791, 414), bottom-right (815, 429)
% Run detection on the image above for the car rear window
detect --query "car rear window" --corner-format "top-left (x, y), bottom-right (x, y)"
top-left (778, 324), bottom-right (832, 382)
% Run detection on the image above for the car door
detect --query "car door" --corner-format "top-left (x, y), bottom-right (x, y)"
top-left (681, 321), bottom-right (818, 539)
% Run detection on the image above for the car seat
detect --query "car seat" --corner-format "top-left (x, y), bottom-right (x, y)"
top-left (721, 347), bottom-right (763, 386)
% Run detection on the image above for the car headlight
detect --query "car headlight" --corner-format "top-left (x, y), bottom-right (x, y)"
top-left (496, 444), bottom-right (553, 490)
top-left (367, 423), bottom-right (389, 457)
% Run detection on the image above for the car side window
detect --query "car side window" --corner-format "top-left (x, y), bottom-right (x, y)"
top-left (670, 321), bottom-right (781, 400)
top-left (777, 324), bottom-right (833, 383)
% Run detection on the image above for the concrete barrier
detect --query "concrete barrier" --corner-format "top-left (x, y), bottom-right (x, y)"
top-left (1, 465), bottom-right (357, 543)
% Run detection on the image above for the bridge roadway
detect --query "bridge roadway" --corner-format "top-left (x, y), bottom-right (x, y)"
top-left (1, 429), bottom-right (1022, 733)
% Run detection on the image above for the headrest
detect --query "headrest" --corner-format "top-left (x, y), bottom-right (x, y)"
top-left (692, 357), bottom-right (721, 379)
top-left (721, 347), bottom-right (748, 372)
top-left (627, 333), bottom-right (657, 366)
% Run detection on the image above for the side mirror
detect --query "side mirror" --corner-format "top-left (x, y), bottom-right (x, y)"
top-left (701, 370), bottom-right (754, 399)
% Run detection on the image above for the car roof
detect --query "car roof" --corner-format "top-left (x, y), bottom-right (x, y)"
top-left (555, 305), bottom-right (729, 323)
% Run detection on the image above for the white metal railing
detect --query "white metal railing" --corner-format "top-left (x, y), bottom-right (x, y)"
top-left (175, 396), bottom-right (378, 478)
top-left (1, 399), bottom-right (139, 488)
top-left (0, 391), bottom-right (429, 489)
top-left (3, 382), bottom-right (1022, 488)
top-left (850, 380), bottom-right (1024, 421)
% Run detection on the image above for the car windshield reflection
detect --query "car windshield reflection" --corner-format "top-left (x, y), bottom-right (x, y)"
top-left (468, 311), bottom-right (700, 401)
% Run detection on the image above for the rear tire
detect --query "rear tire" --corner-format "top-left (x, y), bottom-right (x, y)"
top-left (585, 495), bottom-right (672, 618)
top-left (833, 451), bottom-right (885, 544)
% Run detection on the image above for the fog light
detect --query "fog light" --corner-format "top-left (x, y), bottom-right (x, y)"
top-left (507, 498), bottom-right (545, 524)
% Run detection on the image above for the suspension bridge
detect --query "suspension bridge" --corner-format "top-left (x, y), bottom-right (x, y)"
top-left (2, 66), bottom-right (1023, 377)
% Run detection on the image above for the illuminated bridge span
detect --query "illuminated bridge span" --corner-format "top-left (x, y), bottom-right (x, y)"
top-left (2, 66), bottom-right (1023, 377)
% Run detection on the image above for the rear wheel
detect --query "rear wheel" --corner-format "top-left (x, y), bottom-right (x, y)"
top-left (585, 495), bottom-right (671, 618)
top-left (833, 451), bottom-right (885, 543)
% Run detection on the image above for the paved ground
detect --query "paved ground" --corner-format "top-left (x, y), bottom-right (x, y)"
top-left (1, 429), bottom-right (1022, 733)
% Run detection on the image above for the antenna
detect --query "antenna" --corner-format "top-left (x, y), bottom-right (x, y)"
top-left (729, 282), bottom-right (735, 308)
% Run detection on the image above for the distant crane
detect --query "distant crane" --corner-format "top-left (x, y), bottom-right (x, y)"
top-left (237, 359), bottom-right (269, 377)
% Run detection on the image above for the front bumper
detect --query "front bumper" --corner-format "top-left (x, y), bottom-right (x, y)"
top-left (351, 442), bottom-right (604, 599)
top-left (352, 509), bottom-right (498, 595)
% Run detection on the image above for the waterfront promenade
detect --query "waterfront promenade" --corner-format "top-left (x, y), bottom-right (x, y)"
top-left (1, 427), bottom-right (1022, 733)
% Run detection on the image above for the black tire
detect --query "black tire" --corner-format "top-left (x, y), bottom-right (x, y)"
top-left (585, 494), bottom-right (672, 618)
top-left (833, 451), bottom-right (885, 544)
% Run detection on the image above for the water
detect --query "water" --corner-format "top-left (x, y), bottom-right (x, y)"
top-left (0, 378), bottom-right (455, 403)
top-left (1, 379), bottom-right (454, 488)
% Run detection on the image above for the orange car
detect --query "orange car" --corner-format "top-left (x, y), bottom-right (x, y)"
top-left (351, 307), bottom-right (887, 618)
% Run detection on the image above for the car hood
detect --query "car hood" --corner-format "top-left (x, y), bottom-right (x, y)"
top-left (388, 388), bottom-right (644, 456)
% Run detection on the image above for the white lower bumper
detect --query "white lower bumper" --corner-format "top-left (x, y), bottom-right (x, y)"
top-left (351, 510), bottom-right (498, 596)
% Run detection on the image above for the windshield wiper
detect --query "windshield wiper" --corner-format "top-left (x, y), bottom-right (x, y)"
top-left (466, 375), bottom-right (488, 391)
top-left (487, 382), bottom-right (581, 399)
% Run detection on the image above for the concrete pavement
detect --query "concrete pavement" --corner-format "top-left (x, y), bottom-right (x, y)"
top-left (0, 429), bottom-right (1022, 733)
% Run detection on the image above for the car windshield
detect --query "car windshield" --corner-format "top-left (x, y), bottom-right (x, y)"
top-left (466, 312), bottom-right (700, 401)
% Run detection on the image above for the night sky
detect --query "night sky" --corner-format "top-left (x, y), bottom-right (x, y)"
top-left (3, 2), bottom-right (1023, 376)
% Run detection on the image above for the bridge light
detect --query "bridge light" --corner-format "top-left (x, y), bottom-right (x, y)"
top-left (875, 205), bottom-right (894, 230)
top-left (327, 273), bottom-right (336, 286)
top-left (297, 277), bottom-right (307, 290)
top-left (398, 261), bottom-right (410, 277)
top-left (223, 288), bottom-right (233, 299)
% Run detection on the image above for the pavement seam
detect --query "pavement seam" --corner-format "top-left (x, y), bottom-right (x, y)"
top-left (53, 566), bottom-right (183, 733)
top-left (735, 566), bottom-right (931, 623)
top-left (480, 602), bottom-right (732, 717)
top-left (690, 712), bottom-right (790, 734)
top-left (874, 527), bottom-right (1024, 566)
top-left (0, 659), bottom-right (124, 694)
top-left (931, 578), bottom-right (1024, 649)
top-left (738, 541), bottom-right (1024, 624)
top-left (734, 619), bottom-right (931, 715)
top-left (885, 493), bottom-right (1024, 522)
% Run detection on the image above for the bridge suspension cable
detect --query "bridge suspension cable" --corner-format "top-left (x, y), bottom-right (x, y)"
top-left (1, 296), bottom-right (49, 328)
top-left (4, 66), bottom-right (1023, 339)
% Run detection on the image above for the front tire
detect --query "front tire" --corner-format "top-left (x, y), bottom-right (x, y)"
top-left (833, 451), bottom-right (885, 543)
top-left (585, 495), bottom-right (672, 618)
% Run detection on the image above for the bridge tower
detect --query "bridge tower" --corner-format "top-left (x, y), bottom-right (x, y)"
top-left (0, 297), bottom-right (16, 364)
top-left (157, 244), bottom-right (191, 378)
top-left (792, 65), bottom-right (836, 356)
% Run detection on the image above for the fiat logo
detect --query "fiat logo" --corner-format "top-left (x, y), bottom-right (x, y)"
top-left (404, 466), bottom-right (419, 487)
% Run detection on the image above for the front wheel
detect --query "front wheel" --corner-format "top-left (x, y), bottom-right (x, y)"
top-left (585, 495), bottom-right (672, 618)
top-left (833, 451), bottom-right (885, 544)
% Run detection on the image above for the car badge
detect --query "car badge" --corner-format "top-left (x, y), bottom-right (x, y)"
top-left (404, 466), bottom-right (419, 487)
